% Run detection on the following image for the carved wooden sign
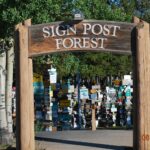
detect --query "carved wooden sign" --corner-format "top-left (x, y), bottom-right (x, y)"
top-left (28, 20), bottom-right (135, 57)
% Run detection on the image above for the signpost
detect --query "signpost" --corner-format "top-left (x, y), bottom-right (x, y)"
top-left (28, 20), bottom-right (135, 57)
top-left (15, 18), bottom-right (150, 150)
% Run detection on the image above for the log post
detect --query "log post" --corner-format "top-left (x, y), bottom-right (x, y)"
top-left (133, 17), bottom-right (150, 150)
top-left (24, 19), bottom-right (35, 150)
top-left (92, 104), bottom-right (96, 131)
top-left (15, 19), bottom-right (35, 150)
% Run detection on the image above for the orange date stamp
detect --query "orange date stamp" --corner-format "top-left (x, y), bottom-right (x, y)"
top-left (142, 134), bottom-right (150, 141)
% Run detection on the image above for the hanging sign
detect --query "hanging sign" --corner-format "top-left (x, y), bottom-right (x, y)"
top-left (107, 87), bottom-right (116, 98)
top-left (68, 85), bottom-right (75, 93)
top-left (59, 100), bottom-right (70, 107)
top-left (92, 85), bottom-right (100, 90)
top-left (113, 79), bottom-right (121, 87)
top-left (33, 73), bottom-right (43, 82)
top-left (122, 75), bottom-right (133, 86)
top-left (80, 88), bottom-right (89, 99)
top-left (48, 68), bottom-right (57, 84)
top-left (28, 20), bottom-right (135, 57)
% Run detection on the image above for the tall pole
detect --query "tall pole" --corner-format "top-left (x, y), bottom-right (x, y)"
top-left (77, 71), bottom-right (81, 129)
top-left (133, 17), bottom-right (150, 150)
top-left (15, 19), bottom-right (35, 150)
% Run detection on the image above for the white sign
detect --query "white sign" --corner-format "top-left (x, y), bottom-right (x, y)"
top-left (122, 79), bottom-right (133, 86)
top-left (68, 85), bottom-right (75, 93)
top-left (124, 75), bottom-right (131, 80)
top-left (92, 85), bottom-right (100, 90)
top-left (111, 105), bottom-right (117, 113)
top-left (48, 68), bottom-right (57, 84)
top-left (122, 75), bottom-right (133, 86)
top-left (80, 88), bottom-right (89, 99)
top-left (108, 87), bottom-right (116, 98)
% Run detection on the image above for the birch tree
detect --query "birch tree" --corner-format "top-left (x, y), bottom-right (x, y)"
top-left (5, 38), bottom-right (14, 139)
top-left (0, 39), bottom-right (8, 144)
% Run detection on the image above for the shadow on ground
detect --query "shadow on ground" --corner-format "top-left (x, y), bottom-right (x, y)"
top-left (35, 136), bottom-right (133, 150)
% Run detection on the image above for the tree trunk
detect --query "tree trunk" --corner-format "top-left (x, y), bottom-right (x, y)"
top-left (5, 38), bottom-right (14, 143)
top-left (0, 49), bottom-right (8, 144)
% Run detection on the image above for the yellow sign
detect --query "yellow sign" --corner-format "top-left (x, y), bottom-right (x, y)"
top-left (33, 73), bottom-right (43, 82)
top-left (113, 80), bottom-right (121, 86)
top-left (59, 100), bottom-right (70, 107)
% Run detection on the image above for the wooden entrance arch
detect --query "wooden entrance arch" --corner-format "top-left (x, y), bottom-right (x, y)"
top-left (15, 17), bottom-right (150, 150)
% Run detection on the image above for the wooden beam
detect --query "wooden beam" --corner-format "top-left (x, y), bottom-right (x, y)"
top-left (92, 104), bottom-right (96, 131)
top-left (133, 16), bottom-right (140, 150)
top-left (28, 20), bottom-right (135, 57)
top-left (133, 17), bottom-right (150, 150)
top-left (15, 22), bottom-right (22, 150)
top-left (24, 19), bottom-right (35, 150)
top-left (15, 19), bottom-right (34, 150)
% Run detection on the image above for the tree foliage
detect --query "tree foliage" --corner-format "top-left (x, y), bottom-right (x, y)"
top-left (0, 0), bottom-right (134, 79)
top-left (135, 0), bottom-right (150, 22)
top-left (108, 0), bottom-right (150, 23)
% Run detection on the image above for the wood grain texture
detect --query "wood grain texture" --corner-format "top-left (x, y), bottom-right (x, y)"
top-left (135, 18), bottom-right (150, 150)
top-left (24, 19), bottom-right (35, 150)
top-left (133, 17), bottom-right (140, 150)
top-left (15, 22), bottom-right (22, 150)
top-left (17, 21), bottom-right (34, 150)
top-left (28, 20), bottom-right (136, 57)
top-left (28, 58), bottom-right (35, 150)
top-left (19, 25), bottom-right (30, 150)
top-left (92, 105), bottom-right (96, 131)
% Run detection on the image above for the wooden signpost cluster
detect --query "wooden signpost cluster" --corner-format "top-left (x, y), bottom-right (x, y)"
top-left (15, 17), bottom-right (150, 150)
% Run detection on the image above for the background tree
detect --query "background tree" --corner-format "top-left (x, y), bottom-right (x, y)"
top-left (0, 0), bottom-right (142, 144)
top-left (135, 0), bottom-right (150, 22)
top-left (32, 0), bottom-right (133, 79)
top-left (108, 0), bottom-right (150, 23)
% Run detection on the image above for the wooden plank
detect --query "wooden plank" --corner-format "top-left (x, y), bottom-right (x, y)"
top-left (92, 104), bottom-right (96, 131)
top-left (134, 18), bottom-right (150, 150)
top-left (28, 58), bottom-right (35, 150)
top-left (147, 24), bottom-right (150, 149)
top-left (19, 25), bottom-right (30, 150)
top-left (133, 17), bottom-right (140, 150)
top-left (17, 22), bottom-right (34, 150)
top-left (24, 19), bottom-right (35, 150)
top-left (143, 21), bottom-right (150, 150)
top-left (28, 20), bottom-right (136, 57)
top-left (15, 22), bottom-right (22, 150)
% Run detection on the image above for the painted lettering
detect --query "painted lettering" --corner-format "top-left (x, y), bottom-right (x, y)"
top-left (55, 37), bottom-right (107, 49)
top-left (66, 25), bottom-right (77, 35)
top-left (111, 25), bottom-right (120, 37)
top-left (56, 26), bottom-right (66, 36)
top-left (43, 23), bottom-right (121, 51)
top-left (82, 37), bottom-right (90, 48)
top-left (103, 25), bottom-right (110, 36)
top-left (83, 23), bottom-right (91, 35)
top-left (91, 24), bottom-right (103, 35)
top-left (63, 38), bottom-right (74, 48)
top-left (91, 38), bottom-right (98, 48)
top-left (43, 27), bottom-right (50, 38)
top-left (73, 38), bottom-right (82, 48)
top-left (56, 38), bottom-right (62, 49)
top-left (98, 38), bottom-right (107, 49)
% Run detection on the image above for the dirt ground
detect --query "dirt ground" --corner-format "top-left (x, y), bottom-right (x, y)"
top-left (36, 129), bottom-right (133, 150)
top-left (0, 129), bottom-right (133, 150)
